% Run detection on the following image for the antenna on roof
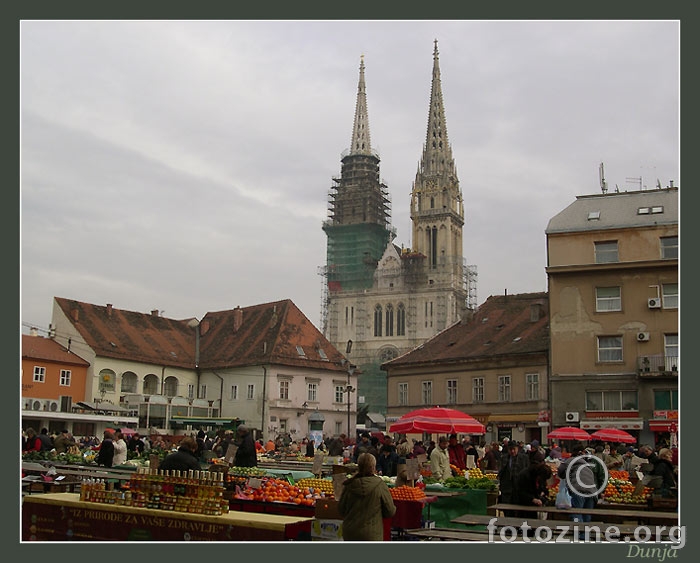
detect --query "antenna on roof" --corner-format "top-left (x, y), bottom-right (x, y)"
top-left (599, 162), bottom-right (608, 194)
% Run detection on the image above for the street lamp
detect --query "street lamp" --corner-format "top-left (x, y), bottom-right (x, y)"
top-left (346, 367), bottom-right (355, 438)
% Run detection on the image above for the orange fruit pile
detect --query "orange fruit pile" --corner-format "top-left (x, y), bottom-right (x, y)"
top-left (390, 485), bottom-right (427, 501)
top-left (241, 477), bottom-right (317, 506)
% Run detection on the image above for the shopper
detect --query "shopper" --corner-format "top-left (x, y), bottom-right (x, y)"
top-left (159, 436), bottom-right (201, 472)
top-left (338, 452), bottom-right (396, 541)
top-left (233, 424), bottom-right (258, 467)
top-left (112, 430), bottom-right (128, 466)
top-left (127, 433), bottom-right (146, 455)
top-left (95, 430), bottom-right (115, 468)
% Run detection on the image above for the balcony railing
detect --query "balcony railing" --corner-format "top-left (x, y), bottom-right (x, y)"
top-left (637, 354), bottom-right (679, 376)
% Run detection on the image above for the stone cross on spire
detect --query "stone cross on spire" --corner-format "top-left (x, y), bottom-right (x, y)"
top-left (350, 54), bottom-right (372, 156)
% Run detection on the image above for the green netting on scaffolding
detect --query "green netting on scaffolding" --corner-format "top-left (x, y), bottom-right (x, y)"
top-left (323, 223), bottom-right (391, 291)
top-left (356, 361), bottom-right (388, 417)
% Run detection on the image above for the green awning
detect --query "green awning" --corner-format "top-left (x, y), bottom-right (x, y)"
top-left (170, 416), bottom-right (241, 426)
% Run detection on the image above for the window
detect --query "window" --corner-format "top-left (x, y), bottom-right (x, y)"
top-left (421, 381), bottom-right (432, 405)
top-left (397, 303), bottom-right (406, 336)
top-left (660, 236), bottom-right (678, 259)
top-left (199, 384), bottom-right (207, 399)
top-left (335, 421), bottom-right (343, 435)
top-left (446, 379), bottom-right (458, 404)
top-left (586, 390), bottom-right (638, 411)
top-left (379, 347), bottom-right (398, 363)
top-left (385, 304), bottom-right (394, 337)
top-left (230, 385), bottom-right (238, 400)
top-left (59, 369), bottom-right (71, 386)
top-left (665, 334), bottom-right (679, 371)
top-left (188, 384), bottom-right (195, 399)
top-left (121, 372), bottom-right (138, 393)
top-left (587, 210), bottom-right (601, 220)
top-left (472, 378), bottom-right (484, 403)
top-left (164, 376), bottom-right (178, 397)
top-left (596, 287), bottom-right (621, 312)
top-left (279, 419), bottom-right (288, 433)
top-left (595, 241), bottom-right (618, 264)
top-left (143, 374), bottom-right (158, 395)
top-left (279, 380), bottom-right (289, 400)
top-left (33, 366), bottom-right (45, 383)
top-left (654, 390), bottom-right (678, 410)
top-left (498, 376), bottom-right (511, 402)
top-left (662, 283), bottom-right (678, 308)
top-left (398, 383), bottom-right (408, 406)
top-left (296, 345), bottom-right (306, 357)
top-left (318, 348), bottom-right (328, 360)
top-left (526, 373), bottom-right (539, 400)
top-left (425, 301), bottom-right (434, 328)
top-left (597, 336), bottom-right (623, 362)
top-left (374, 305), bottom-right (383, 337)
top-left (637, 207), bottom-right (650, 215)
top-left (335, 385), bottom-right (345, 403)
top-left (247, 384), bottom-right (255, 400)
top-left (307, 382), bottom-right (318, 402)
top-left (651, 206), bottom-right (664, 214)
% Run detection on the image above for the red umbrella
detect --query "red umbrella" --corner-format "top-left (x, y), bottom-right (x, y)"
top-left (389, 406), bottom-right (486, 435)
top-left (547, 426), bottom-right (591, 441)
top-left (589, 428), bottom-right (636, 444)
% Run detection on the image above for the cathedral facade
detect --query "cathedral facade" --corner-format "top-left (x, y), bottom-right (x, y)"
top-left (321, 41), bottom-right (476, 418)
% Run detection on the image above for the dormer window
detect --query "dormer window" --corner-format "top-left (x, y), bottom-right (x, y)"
top-left (296, 345), bottom-right (306, 357)
top-left (588, 210), bottom-right (601, 220)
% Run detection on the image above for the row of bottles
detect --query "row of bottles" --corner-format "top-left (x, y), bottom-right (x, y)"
top-left (78, 468), bottom-right (229, 516)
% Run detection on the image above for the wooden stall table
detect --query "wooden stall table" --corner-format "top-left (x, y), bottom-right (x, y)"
top-left (22, 493), bottom-right (313, 541)
top-left (450, 513), bottom-right (645, 537)
top-left (489, 503), bottom-right (679, 526)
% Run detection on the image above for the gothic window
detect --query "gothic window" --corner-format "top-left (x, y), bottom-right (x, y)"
top-left (397, 303), bottom-right (406, 336)
top-left (374, 304), bottom-right (383, 337)
top-left (385, 304), bottom-right (394, 337)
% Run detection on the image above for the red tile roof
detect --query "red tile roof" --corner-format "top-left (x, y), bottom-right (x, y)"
top-left (22, 334), bottom-right (90, 366)
top-left (54, 297), bottom-right (348, 373)
top-left (54, 297), bottom-right (197, 368)
top-left (382, 292), bottom-right (549, 369)
top-left (199, 299), bottom-right (347, 372)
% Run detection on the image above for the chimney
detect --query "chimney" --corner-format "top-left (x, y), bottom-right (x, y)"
top-left (71, 308), bottom-right (79, 322)
top-left (29, 327), bottom-right (38, 337)
top-left (106, 303), bottom-right (113, 317)
top-left (200, 319), bottom-right (210, 336)
top-left (151, 309), bottom-right (159, 317)
top-left (233, 306), bottom-right (243, 332)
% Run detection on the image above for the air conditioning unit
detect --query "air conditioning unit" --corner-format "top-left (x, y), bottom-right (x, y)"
top-left (31, 399), bottom-right (43, 411)
top-left (44, 399), bottom-right (59, 412)
top-left (23, 398), bottom-right (38, 410)
top-left (648, 298), bottom-right (661, 309)
top-left (637, 332), bottom-right (650, 342)
top-left (565, 411), bottom-right (580, 423)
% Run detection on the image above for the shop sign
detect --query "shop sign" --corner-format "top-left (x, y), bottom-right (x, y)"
top-left (652, 410), bottom-right (678, 420)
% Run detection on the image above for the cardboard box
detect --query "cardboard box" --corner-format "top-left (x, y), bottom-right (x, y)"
top-left (311, 519), bottom-right (343, 541)
top-left (315, 498), bottom-right (342, 520)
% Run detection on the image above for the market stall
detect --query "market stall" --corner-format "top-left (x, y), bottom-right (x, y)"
top-left (22, 493), bottom-right (313, 541)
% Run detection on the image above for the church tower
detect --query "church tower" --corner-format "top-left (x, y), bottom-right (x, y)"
top-left (321, 44), bottom-right (475, 421)
top-left (411, 40), bottom-right (466, 295)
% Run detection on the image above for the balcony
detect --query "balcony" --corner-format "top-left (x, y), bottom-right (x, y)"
top-left (637, 355), bottom-right (678, 377)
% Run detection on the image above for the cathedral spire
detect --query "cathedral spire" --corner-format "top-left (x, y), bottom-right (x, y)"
top-left (350, 54), bottom-right (372, 156)
top-left (420, 39), bottom-right (456, 178)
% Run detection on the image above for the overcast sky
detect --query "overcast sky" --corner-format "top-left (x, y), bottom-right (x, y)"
top-left (20, 20), bottom-right (680, 336)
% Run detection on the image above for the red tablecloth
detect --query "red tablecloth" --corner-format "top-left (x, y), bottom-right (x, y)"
top-left (391, 496), bottom-right (437, 529)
